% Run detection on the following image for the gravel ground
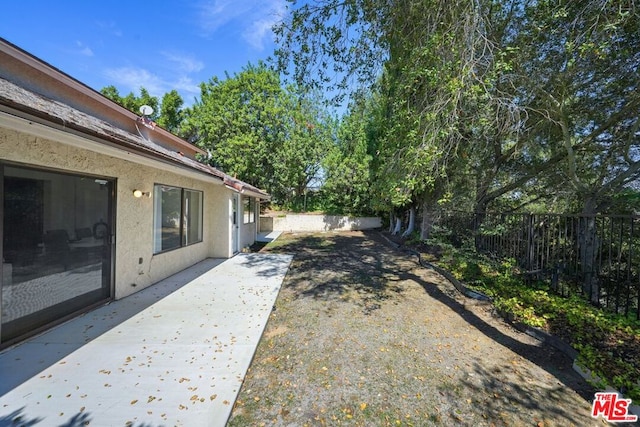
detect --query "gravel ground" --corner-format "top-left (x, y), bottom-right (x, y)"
top-left (228, 231), bottom-right (609, 426)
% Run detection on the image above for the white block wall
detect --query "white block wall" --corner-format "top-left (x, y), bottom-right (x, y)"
top-left (262, 214), bottom-right (381, 232)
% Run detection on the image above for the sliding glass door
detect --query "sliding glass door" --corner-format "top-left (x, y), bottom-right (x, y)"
top-left (1, 164), bottom-right (114, 345)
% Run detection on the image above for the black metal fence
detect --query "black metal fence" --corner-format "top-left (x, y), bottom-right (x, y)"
top-left (436, 211), bottom-right (640, 320)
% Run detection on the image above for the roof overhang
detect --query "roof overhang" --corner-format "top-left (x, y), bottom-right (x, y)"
top-left (224, 181), bottom-right (270, 200)
top-left (0, 38), bottom-right (206, 159)
top-left (0, 38), bottom-right (271, 200)
top-left (0, 107), bottom-right (225, 186)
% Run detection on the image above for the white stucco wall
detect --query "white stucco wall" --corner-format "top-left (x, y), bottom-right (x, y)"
top-left (266, 214), bottom-right (382, 232)
top-left (238, 197), bottom-right (257, 250)
top-left (0, 124), bottom-right (234, 300)
top-left (209, 187), bottom-right (233, 259)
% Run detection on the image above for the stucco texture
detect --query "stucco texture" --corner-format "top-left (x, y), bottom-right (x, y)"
top-left (0, 126), bottom-right (234, 300)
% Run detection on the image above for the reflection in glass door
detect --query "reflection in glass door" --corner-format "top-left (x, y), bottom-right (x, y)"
top-left (1, 165), bottom-right (114, 345)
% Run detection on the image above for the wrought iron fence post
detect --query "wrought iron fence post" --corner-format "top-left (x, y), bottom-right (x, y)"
top-left (434, 210), bottom-right (639, 319)
top-left (526, 213), bottom-right (535, 274)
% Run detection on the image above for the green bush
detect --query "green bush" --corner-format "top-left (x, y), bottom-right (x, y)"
top-left (426, 238), bottom-right (640, 401)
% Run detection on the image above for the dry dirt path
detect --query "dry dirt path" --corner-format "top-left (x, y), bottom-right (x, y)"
top-left (228, 231), bottom-right (605, 426)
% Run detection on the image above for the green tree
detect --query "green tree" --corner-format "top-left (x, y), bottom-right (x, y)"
top-left (510, 1), bottom-right (640, 299)
top-left (321, 96), bottom-right (372, 215)
top-left (276, 0), bottom-right (510, 235)
top-left (100, 86), bottom-right (160, 121)
top-left (513, 1), bottom-right (640, 215)
top-left (157, 90), bottom-right (185, 134)
top-left (184, 62), bottom-right (331, 206)
top-left (271, 91), bottom-right (333, 208)
top-left (277, 0), bottom-right (640, 232)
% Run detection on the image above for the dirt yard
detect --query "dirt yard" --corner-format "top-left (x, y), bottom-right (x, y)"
top-left (228, 231), bottom-right (609, 426)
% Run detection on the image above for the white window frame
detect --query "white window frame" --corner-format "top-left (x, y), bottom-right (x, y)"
top-left (153, 184), bottom-right (203, 254)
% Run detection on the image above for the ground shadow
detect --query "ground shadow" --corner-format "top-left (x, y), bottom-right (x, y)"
top-left (0, 258), bottom-right (225, 396)
top-left (264, 231), bottom-right (602, 414)
top-left (0, 407), bottom-right (167, 427)
top-left (263, 232), bottom-right (407, 315)
top-left (0, 408), bottom-right (43, 427)
top-left (370, 231), bottom-right (603, 407)
top-left (236, 253), bottom-right (293, 279)
top-left (0, 407), bottom-right (93, 427)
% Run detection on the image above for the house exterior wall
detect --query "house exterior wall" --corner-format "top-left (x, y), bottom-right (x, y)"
top-left (0, 124), bottom-right (230, 300)
top-left (239, 198), bottom-right (257, 250)
top-left (209, 187), bottom-right (233, 259)
top-left (240, 219), bottom-right (257, 251)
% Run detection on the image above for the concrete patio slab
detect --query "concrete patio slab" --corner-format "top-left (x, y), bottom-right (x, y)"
top-left (0, 253), bottom-right (292, 427)
top-left (256, 231), bottom-right (282, 243)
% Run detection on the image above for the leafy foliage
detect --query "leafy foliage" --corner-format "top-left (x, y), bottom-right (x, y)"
top-left (276, 0), bottom-right (640, 223)
top-left (321, 97), bottom-right (372, 214)
top-left (100, 85), bottom-right (187, 136)
top-left (511, 1), bottom-right (640, 215)
top-left (157, 90), bottom-right (185, 134)
top-left (183, 62), bottom-right (332, 206)
top-left (100, 85), bottom-right (160, 121)
top-left (430, 237), bottom-right (640, 401)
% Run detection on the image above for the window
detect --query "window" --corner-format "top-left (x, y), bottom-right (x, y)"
top-left (183, 189), bottom-right (203, 246)
top-left (2, 165), bottom-right (113, 344)
top-left (243, 196), bottom-right (255, 224)
top-left (153, 185), bottom-right (203, 253)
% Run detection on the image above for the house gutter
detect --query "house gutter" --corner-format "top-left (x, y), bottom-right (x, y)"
top-left (224, 184), bottom-right (270, 200)
top-left (0, 38), bottom-right (206, 159)
top-left (0, 107), bottom-right (225, 186)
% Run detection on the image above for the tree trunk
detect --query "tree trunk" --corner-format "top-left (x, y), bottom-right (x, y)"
top-left (392, 214), bottom-right (402, 235)
top-left (578, 199), bottom-right (600, 304)
top-left (401, 205), bottom-right (415, 238)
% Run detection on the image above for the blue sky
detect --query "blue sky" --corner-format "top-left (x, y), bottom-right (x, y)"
top-left (1, 0), bottom-right (288, 105)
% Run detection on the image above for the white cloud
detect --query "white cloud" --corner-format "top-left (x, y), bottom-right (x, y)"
top-left (96, 21), bottom-right (123, 37)
top-left (242, 15), bottom-right (279, 50)
top-left (74, 41), bottom-right (94, 57)
top-left (103, 67), bottom-right (201, 100)
top-left (104, 67), bottom-right (166, 96)
top-left (197, 0), bottom-right (287, 50)
top-left (161, 51), bottom-right (205, 73)
top-left (173, 76), bottom-right (201, 96)
top-left (197, 0), bottom-right (248, 33)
